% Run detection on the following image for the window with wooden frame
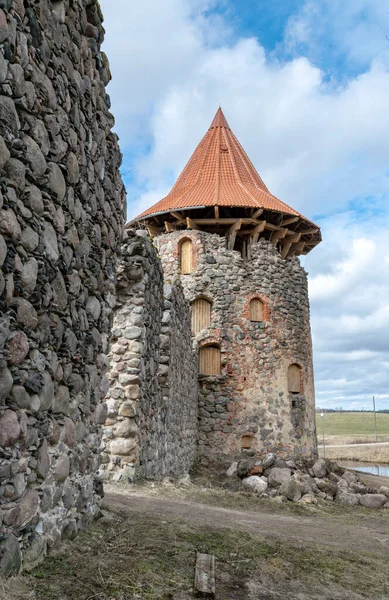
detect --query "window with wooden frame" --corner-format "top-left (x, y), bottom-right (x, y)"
top-left (288, 364), bottom-right (302, 394)
top-left (191, 298), bottom-right (212, 335)
top-left (199, 345), bottom-right (221, 376)
top-left (180, 239), bottom-right (193, 274)
top-left (249, 298), bottom-right (264, 322)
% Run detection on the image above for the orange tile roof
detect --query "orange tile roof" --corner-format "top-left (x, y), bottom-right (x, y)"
top-left (135, 108), bottom-right (313, 222)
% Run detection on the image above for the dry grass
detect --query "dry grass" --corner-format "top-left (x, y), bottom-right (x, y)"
top-left (0, 577), bottom-right (35, 600)
top-left (319, 443), bottom-right (389, 463)
top-left (28, 506), bottom-right (389, 600)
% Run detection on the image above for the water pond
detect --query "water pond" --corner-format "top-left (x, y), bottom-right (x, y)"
top-left (340, 461), bottom-right (389, 477)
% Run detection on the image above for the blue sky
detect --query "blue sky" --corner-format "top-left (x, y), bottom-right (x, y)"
top-left (100, 0), bottom-right (389, 410)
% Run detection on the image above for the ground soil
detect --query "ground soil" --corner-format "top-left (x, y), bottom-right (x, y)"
top-left (22, 478), bottom-right (389, 600)
top-left (106, 487), bottom-right (389, 557)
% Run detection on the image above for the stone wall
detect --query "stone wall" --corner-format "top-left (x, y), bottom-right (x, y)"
top-left (101, 230), bottom-right (198, 482)
top-left (0, 0), bottom-right (125, 573)
top-left (156, 231), bottom-right (317, 461)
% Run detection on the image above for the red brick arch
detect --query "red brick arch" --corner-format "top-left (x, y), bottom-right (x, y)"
top-left (242, 293), bottom-right (271, 322)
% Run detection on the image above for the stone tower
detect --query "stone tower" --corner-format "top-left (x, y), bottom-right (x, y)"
top-left (130, 108), bottom-right (321, 460)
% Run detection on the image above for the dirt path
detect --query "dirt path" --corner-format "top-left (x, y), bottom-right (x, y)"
top-left (105, 489), bottom-right (389, 557)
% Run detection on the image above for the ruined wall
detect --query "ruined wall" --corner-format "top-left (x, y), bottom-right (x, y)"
top-left (101, 230), bottom-right (198, 482)
top-left (0, 0), bottom-right (125, 573)
top-left (156, 231), bottom-right (317, 460)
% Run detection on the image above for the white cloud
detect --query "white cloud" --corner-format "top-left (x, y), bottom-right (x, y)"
top-left (100, 0), bottom-right (389, 408)
top-left (285, 0), bottom-right (389, 70)
top-left (308, 238), bottom-right (376, 301)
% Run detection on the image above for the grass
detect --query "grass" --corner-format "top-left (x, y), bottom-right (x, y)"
top-left (27, 507), bottom-right (389, 600)
top-left (0, 577), bottom-right (34, 600)
top-left (316, 411), bottom-right (389, 440)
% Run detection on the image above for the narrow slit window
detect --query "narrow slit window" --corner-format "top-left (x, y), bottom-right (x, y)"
top-left (199, 345), bottom-right (221, 376)
top-left (288, 364), bottom-right (302, 394)
top-left (250, 298), bottom-right (264, 322)
top-left (180, 239), bottom-right (193, 274)
top-left (192, 298), bottom-right (212, 334)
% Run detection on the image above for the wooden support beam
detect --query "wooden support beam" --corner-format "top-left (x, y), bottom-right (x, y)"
top-left (284, 232), bottom-right (301, 243)
top-left (214, 206), bottom-right (219, 219)
top-left (194, 553), bottom-right (215, 598)
top-left (226, 219), bottom-right (242, 250)
top-left (170, 211), bottom-right (185, 223)
top-left (192, 218), bottom-right (254, 225)
top-left (280, 242), bottom-right (292, 259)
top-left (270, 228), bottom-right (287, 246)
top-left (164, 221), bottom-right (177, 233)
top-left (247, 237), bottom-right (252, 260)
top-left (252, 208), bottom-right (263, 219)
top-left (282, 216), bottom-right (299, 226)
top-left (186, 217), bottom-right (201, 230)
top-left (288, 241), bottom-right (305, 257)
top-left (250, 220), bottom-right (266, 244)
top-left (147, 224), bottom-right (162, 238)
top-left (299, 228), bottom-right (319, 236)
top-left (264, 222), bottom-right (281, 231)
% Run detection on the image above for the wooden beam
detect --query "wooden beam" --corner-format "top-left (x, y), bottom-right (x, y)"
top-left (288, 241), bottom-right (305, 257)
top-left (250, 220), bottom-right (266, 243)
top-left (284, 232), bottom-right (301, 243)
top-left (247, 237), bottom-right (252, 260)
top-left (226, 219), bottom-right (242, 250)
top-left (147, 224), bottom-right (161, 238)
top-left (299, 228), bottom-right (319, 236)
top-left (186, 217), bottom-right (201, 230)
top-left (252, 208), bottom-right (263, 219)
top-left (164, 221), bottom-right (177, 233)
top-left (282, 216), bottom-right (299, 226)
top-left (214, 206), bottom-right (219, 219)
top-left (264, 222), bottom-right (281, 231)
top-left (194, 553), bottom-right (215, 598)
top-left (170, 211), bottom-right (185, 223)
top-left (280, 242), bottom-right (292, 259)
top-left (192, 218), bottom-right (254, 225)
top-left (270, 228), bottom-right (287, 246)
top-left (304, 239), bottom-right (321, 248)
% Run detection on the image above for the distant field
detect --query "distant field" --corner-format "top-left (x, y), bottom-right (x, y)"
top-left (316, 411), bottom-right (389, 440)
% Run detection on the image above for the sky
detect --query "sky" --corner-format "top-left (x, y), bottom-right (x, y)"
top-left (100, 0), bottom-right (389, 410)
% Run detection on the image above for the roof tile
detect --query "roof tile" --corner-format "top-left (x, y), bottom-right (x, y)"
top-left (135, 108), bottom-right (315, 223)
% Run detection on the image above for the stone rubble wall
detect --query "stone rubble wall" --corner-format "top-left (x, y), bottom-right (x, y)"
top-left (156, 231), bottom-right (317, 461)
top-left (101, 230), bottom-right (198, 482)
top-left (0, 0), bottom-right (125, 574)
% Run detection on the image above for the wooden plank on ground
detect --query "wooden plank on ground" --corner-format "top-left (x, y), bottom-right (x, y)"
top-left (194, 552), bottom-right (215, 598)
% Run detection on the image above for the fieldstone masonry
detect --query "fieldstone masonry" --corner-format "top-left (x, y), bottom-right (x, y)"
top-left (101, 230), bottom-right (198, 482)
top-left (0, 0), bottom-right (125, 573)
top-left (155, 231), bottom-right (317, 460)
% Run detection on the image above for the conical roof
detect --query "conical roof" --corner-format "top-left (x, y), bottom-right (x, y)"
top-left (130, 108), bottom-right (321, 257)
top-left (135, 108), bottom-right (306, 220)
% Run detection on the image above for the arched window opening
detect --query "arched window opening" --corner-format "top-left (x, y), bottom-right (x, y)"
top-left (192, 298), bottom-right (212, 335)
top-left (180, 239), bottom-right (193, 274)
top-left (199, 345), bottom-right (221, 376)
top-left (241, 434), bottom-right (252, 450)
top-left (250, 298), bottom-right (264, 322)
top-left (288, 364), bottom-right (302, 394)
